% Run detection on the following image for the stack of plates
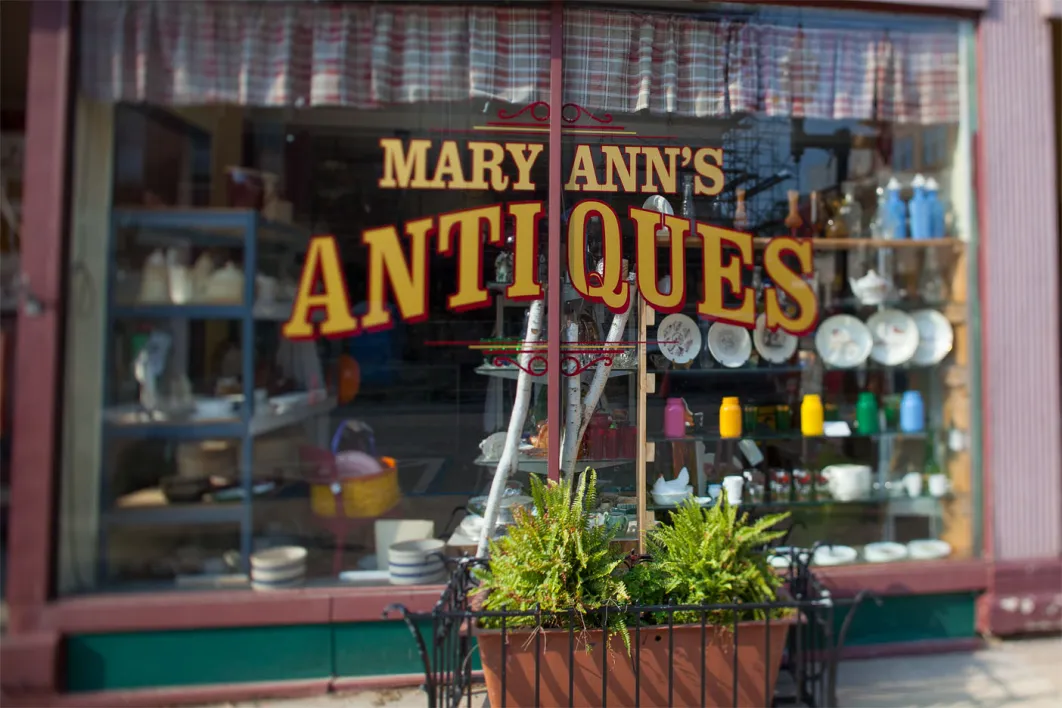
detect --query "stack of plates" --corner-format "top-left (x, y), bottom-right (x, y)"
top-left (250, 546), bottom-right (307, 590)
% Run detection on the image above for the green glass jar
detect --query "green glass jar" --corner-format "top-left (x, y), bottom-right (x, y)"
top-left (856, 392), bottom-right (879, 434)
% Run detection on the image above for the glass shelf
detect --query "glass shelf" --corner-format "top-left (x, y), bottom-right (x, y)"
top-left (647, 493), bottom-right (949, 513)
top-left (649, 429), bottom-right (932, 444)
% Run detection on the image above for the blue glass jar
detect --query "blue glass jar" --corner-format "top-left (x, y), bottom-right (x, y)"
top-left (899, 391), bottom-right (925, 433)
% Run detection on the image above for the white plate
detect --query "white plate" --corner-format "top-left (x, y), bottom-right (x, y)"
top-left (812, 545), bottom-right (858, 566)
top-left (907, 539), bottom-right (952, 561)
top-left (866, 310), bottom-right (920, 366)
top-left (753, 314), bottom-right (798, 364)
top-left (657, 314), bottom-right (701, 365)
top-left (909, 310), bottom-right (954, 366)
top-left (707, 322), bottom-right (752, 368)
top-left (864, 542), bottom-right (909, 563)
top-left (642, 195), bottom-right (675, 215)
top-left (814, 315), bottom-right (873, 369)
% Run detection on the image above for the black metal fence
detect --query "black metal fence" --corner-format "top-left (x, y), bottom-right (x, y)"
top-left (386, 546), bottom-right (875, 708)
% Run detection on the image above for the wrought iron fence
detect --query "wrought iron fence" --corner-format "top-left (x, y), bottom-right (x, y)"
top-left (386, 546), bottom-right (875, 708)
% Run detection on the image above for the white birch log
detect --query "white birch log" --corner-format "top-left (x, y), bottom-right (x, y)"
top-left (577, 299), bottom-right (633, 445)
top-left (475, 298), bottom-right (545, 558)
top-left (559, 319), bottom-right (581, 479)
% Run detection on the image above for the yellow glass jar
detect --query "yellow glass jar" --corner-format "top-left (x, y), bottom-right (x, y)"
top-left (719, 397), bottom-right (742, 439)
top-left (801, 394), bottom-right (824, 437)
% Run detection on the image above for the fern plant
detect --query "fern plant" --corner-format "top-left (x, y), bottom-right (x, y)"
top-left (472, 468), bottom-right (631, 650)
top-left (628, 493), bottom-right (790, 625)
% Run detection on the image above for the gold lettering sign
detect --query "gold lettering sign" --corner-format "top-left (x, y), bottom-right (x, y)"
top-left (282, 140), bottom-right (818, 340)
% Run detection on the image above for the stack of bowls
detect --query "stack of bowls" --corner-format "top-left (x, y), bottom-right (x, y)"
top-left (388, 539), bottom-right (447, 586)
top-left (250, 546), bottom-right (307, 590)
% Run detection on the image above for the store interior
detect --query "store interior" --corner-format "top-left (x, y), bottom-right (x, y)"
top-left (46, 89), bottom-right (979, 594)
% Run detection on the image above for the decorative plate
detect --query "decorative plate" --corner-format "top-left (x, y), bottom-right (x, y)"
top-left (814, 315), bottom-right (873, 369)
top-left (867, 309), bottom-right (920, 366)
top-left (909, 309), bottom-right (954, 366)
top-left (707, 322), bottom-right (753, 368)
top-left (863, 541), bottom-right (909, 563)
top-left (907, 539), bottom-right (952, 561)
top-left (812, 545), bottom-right (858, 566)
top-left (753, 314), bottom-right (798, 364)
top-left (657, 313), bottom-right (701, 365)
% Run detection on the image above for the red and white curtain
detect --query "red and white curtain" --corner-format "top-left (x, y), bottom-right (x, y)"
top-left (80, 1), bottom-right (962, 125)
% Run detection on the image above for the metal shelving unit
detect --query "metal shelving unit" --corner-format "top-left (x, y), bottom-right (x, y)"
top-left (98, 208), bottom-right (333, 581)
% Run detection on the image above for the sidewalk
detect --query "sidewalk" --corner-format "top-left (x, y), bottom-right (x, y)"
top-left (203, 636), bottom-right (1061, 707)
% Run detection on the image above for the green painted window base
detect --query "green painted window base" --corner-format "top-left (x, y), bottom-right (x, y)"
top-left (65, 593), bottom-right (977, 692)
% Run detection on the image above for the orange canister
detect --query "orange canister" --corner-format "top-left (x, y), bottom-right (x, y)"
top-left (801, 394), bottom-right (824, 437)
top-left (719, 397), bottom-right (742, 439)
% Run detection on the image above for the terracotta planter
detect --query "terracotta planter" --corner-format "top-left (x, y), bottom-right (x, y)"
top-left (478, 616), bottom-right (793, 708)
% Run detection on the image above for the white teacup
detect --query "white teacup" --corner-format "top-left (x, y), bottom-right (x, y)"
top-left (928, 473), bottom-right (950, 498)
top-left (902, 471), bottom-right (924, 497)
top-left (722, 476), bottom-right (744, 504)
top-left (822, 464), bottom-right (872, 502)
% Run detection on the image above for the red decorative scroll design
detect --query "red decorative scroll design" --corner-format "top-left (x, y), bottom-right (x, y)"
top-left (491, 354), bottom-right (548, 376)
top-left (495, 102), bottom-right (614, 127)
top-left (496, 101), bottom-right (550, 123)
top-left (561, 354), bottom-right (614, 376)
top-left (560, 103), bottom-right (613, 125)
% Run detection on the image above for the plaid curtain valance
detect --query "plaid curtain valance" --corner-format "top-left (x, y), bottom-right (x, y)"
top-left (80, 1), bottom-right (961, 125)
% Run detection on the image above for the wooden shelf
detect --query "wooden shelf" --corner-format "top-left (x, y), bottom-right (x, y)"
top-left (658, 236), bottom-right (964, 250)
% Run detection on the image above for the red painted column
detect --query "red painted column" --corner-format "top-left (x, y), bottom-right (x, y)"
top-left (6, 0), bottom-right (73, 634)
top-left (546, 0), bottom-right (563, 482)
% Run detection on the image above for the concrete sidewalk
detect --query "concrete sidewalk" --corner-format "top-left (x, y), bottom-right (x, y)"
top-left (203, 636), bottom-right (1061, 707)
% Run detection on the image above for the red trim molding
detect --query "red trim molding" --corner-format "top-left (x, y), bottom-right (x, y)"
top-left (816, 559), bottom-right (989, 598)
top-left (42, 584), bottom-right (445, 633)
top-left (6, 0), bottom-right (72, 634)
top-left (980, 558), bottom-right (1062, 636)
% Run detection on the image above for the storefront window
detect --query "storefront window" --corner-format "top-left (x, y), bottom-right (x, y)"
top-left (59, 1), bottom-right (977, 595)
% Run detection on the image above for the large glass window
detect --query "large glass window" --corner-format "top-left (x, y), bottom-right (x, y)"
top-left (59, 1), bottom-right (977, 594)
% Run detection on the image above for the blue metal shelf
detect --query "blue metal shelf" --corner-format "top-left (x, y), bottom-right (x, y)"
top-left (113, 208), bottom-right (310, 248)
top-left (111, 303), bottom-right (294, 321)
top-left (112, 304), bottom-right (246, 320)
top-left (98, 207), bottom-right (326, 585)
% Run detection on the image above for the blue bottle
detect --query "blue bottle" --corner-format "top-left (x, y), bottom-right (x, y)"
top-left (883, 178), bottom-right (907, 240)
top-left (899, 391), bottom-right (925, 433)
top-left (925, 177), bottom-right (946, 238)
top-left (909, 174), bottom-right (930, 240)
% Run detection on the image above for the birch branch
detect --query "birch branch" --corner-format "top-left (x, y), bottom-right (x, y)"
top-left (559, 319), bottom-right (581, 479)
top-left (475, 298), bottom-right (545, 558)
top-left (577, 300), bottom-right (633, 445)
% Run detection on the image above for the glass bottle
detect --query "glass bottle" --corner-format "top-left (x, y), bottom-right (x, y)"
top-left (917, 247), bottom-right (948, 304)
top-left (883, 178), bottom-right (907, 240)
top-left (800, 394), bottom-right (824, 437)
top-left (909, 174), bottom-right (930, 240)
top-left (838, 184), bottom-right (864, 238)
top-left (810, 191), bottom-right (828, 238)
top-left (681, 174), bottom-right (696, 220)
top-left (784, 190), bottom-right (803, 233)
top-left (869, 185), bottom-right (888, 238)
top-left (719, 397), bottom-right (742, 439)
top-left (734, 187), bottom-right (748, 231)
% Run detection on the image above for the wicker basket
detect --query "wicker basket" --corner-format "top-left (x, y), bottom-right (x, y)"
top-left (302, 421), bottom-right (401, 519)
top-left (309, 457), bottom-right (400, 519)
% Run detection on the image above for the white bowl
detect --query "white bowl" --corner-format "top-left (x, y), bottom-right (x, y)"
top-left (388, 539), bottom-right (447, 586)
top-left (651, 485), bottom-right (694, 507)
top-left (251, 563), bottom-right (306, 584)
top-left (907, 539), bottom-right (951, 561)
top-left (864, 542), bottom-right (908, 563)
top-left (251, 546), bottom-right (307, 570)
top-left (812, 545), bottom-right (858, 566)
